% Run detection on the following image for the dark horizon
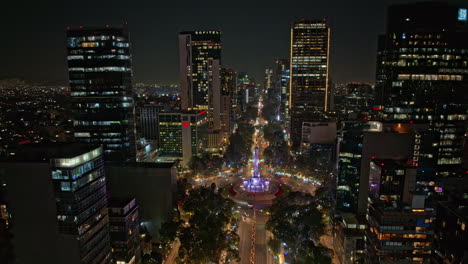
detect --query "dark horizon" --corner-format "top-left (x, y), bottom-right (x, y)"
top-left (1, 0), bottom-right (465, 86)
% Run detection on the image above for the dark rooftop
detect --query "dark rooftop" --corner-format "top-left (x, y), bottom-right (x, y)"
top-left (108, 197), bottom-right (136, 208)
top-left (1, 143), bottom-right (100, 162)
top-left (105, 161), bottom-right (176, 168)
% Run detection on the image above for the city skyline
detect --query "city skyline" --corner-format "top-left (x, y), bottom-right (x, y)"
top-left (1, 1), bottom-right (467, 263)
top-left (1, 0), bottom-right (442, 85)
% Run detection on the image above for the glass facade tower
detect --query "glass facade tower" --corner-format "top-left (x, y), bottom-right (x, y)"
top-left (66, 25), bottom-right (136, 162)
top-left (51, 146), bottom-right (111, 263)
top-left (376, 2), bottom-right (468, 178)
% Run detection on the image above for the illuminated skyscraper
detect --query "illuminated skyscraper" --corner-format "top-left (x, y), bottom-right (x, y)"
top-left (274, 59), bottom-right (290, 125)
top-left (179, 31), bottom-right (222, 130)
top-left (157, 111), bottom-right (208, 163)
top-left (376, 2), bottom-right (468, 178)
top-left (289, 19), bottom-right (330, 147)
top-left (220, 68), bottom-right (237, 135)
top-left (377, 2), bottom-right (468, 108)
top-left (366, 159), bottom-right (434, 263)
top-left (1, 144), bottom-right (111, 264)
top-left (66, 25), bottom-right (135, 162)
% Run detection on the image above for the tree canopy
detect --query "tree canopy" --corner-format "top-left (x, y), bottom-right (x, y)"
top-left (266, 191), bottom-right (332, 264)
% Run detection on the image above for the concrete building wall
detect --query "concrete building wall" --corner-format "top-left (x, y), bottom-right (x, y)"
top-left (105, 163), bottom-right (177, 238)
top-left (1, 163), bottom-right (81, 264)
top-left (357, 132), bottom-right (414, 214)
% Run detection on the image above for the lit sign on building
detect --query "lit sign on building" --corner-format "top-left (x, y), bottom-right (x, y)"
top-left (458, 8), bottom-right (467, 21)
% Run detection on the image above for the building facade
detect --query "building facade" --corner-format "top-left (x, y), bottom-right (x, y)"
top-left (376, 2), bottom-right (468, 178)
top-left (179, 30), bottom-right (221, 110)
top-left (0, 144), bottom-right (111, 264)
top-left (433, 192), bottom-right (468, 263)
top-left (66, 25), bottom-right (136, 162)
top-left (289, 19), bottom-right (330, 147)
top-left (220, 68), bottom-right (236, 136)
top-left (108, 198), bottom-right (141, 264)
top-left (179, 31), bottom-right (221, 134)
top-left (139, 104), bottom-right (164, 143)
top-left (158, 111), bottom-right (207, 163)
top-left (376, 2), bottom-right (468, 108)
top-left (274, 59), bottom-right (290, 126)
top-left (366, 159), bottom-right (434, 264)
top-left (336, 122), bottom-right (418, 215)
top-left (237, 72), bottom-right (257, 112)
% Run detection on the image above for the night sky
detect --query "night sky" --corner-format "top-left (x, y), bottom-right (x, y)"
top-left (1, 0), bottom-right (454, 85)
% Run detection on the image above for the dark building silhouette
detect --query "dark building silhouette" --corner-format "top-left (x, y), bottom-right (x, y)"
top-left (433, 190), bottom-right (468, 264)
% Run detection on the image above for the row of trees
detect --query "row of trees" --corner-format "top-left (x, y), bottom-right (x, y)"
top-left (188, 152), bottom-right (224, 177)
top-left (160, 183), bottom-right (240, 263)
top-left (223, 105), bottom-right (258, 169)
top-left (266, 191), bottom-right (332, 264)
top-left (262, 122), bottom-right (290, 168)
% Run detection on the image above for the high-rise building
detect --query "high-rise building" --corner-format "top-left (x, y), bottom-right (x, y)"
top-left (66, 25), bottom-right (136, 162)
top-left (376, 2), bottom-right (468, 178)
top-left (301, 122), bottom-right (337, 169)
top-left (332, 214), bottom-right (366, 264)
top-left (179, 31), bottom-right (221, 130)
top-left (334, 82), bottom-right (375, 120)
top-left (337, 122), bottom-right (419, 215)
top-left (289, 19), bottom-right (330, 147)
top-left (366, 159), bottom-right (434, 263)
top-left (264, 68), bottom-right (280, 121)
top-left (108, 198), bottom-right (141, 264)
top-left (140, 104), bottom-right (164, 143)
top-left (274, 59), bottom-right (290, 126)
top-left (433, 190), bottom-right (468, 264)
top-left (376, 2), bottom-right (468, 108)
top-left (237, 72), bottom-right (257, 112)
top-left (0, 144), bottom-right (111, 264)
top-left (220, 68), bottom-right (237, 136)
top-left (157, 111), bottom-right (208, 163)
top-left (264, 68), bottom-right (273, 91)
top-left (106, 162), bottom-right (178, 238)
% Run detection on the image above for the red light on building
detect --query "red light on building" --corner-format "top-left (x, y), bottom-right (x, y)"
top-left (18, 140), bottom-right (31, 145)
top-left (380, 163), bottom-right (385, 166)
top-left (199, 110), bottom-right (207, 115)
top-left (79, 25), bottom-right (83, 29)
top-left (105, 25), bottom-right (110, 28)
top-left (373, 107), bottom-right (381, 111)
top-left (363, 117), bottom-right (368, 120)
top-left (409, 120), bottom-right (414, 124)
top-left (371, 156), bottom-right (375, 159)
top-left (183, 122), bottom-right (190, 127)
top-left (66, 26), bottom-right (71, 30)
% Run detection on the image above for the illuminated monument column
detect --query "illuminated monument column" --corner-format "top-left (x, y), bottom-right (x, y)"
top-left (244, 146), bottom-right (269, 192)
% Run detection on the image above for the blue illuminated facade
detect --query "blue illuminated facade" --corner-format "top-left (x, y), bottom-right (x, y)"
top-left (458, 8), bottom-right (467, 21)
top-left (66, 25), bottom-right (135, 162)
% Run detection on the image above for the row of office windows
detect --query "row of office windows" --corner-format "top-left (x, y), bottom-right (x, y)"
top-left (69, 67), bottom-right (131, 72)
top-left (68, 39), bottom-right (129, 48)
top-left (68, 55), bottom-right (130, 60)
